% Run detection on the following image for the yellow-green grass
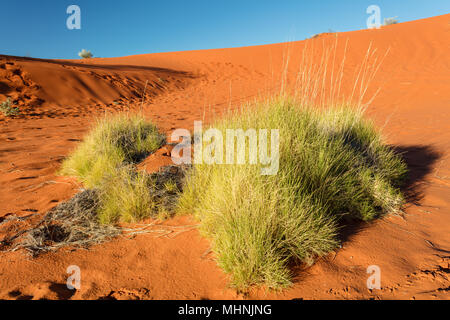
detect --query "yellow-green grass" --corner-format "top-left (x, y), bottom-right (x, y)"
top-left (96, 165), bottom-right (185, 224)
top-left (60, 113), bottom-right (167, 223)
top-left (97, 165), bottom-right (157, 224)
top-left (60, 113), bottom-right (165, 188)
top-left (178, 97), bottom-right (407, 289)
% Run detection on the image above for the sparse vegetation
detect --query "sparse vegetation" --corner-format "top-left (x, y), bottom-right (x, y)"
top-left (3, 167), bottom-right (190, 256)
top-left (178, 97), bottom-right (407, 289)
top-left (11, 189), bottom-right (121, 257)
top-left (60, 113), bottom-right (165, 188)
top-left (0, 98), bottom-right (20, 116)
top-left (14, 38), bottom-right (406, 292)
top-left (97, 165), bottom-right (188, 224)
top-left (383, 17), bottom-right (399, 26)
top-left (59, 113), bottom-right (177, 223)
top-left (78, 49), bottom-right (93, 59)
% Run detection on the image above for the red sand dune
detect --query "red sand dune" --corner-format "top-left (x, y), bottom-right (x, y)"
top-left (0, 14), bottom-right (449, 300)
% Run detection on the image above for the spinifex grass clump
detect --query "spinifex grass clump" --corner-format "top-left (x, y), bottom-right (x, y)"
top-left (178, 97), bottom-right (407, 289)
top-left (60, 113), bottom-right (172, 223)
top-left (98, 165), bottom-right (188, 224)
top-left (61, 113), bottom-right (165, 188)
top-left (4, 165), bottom-right (189, 255)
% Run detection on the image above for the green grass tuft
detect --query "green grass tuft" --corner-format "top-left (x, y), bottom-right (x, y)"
top-left (60, 113), bottom-right (165, 188)
top-left (178, 97), bottom-right (407, 289)
top-left (96, 165), bottom-right (187, 224)
top-left (59, 113), bottom-right (173, 224)
top-left (97, 165), bottom-right (157, 224)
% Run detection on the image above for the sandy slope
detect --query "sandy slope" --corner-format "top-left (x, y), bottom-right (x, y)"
top-left (0, 14), bottom-right (449, 300)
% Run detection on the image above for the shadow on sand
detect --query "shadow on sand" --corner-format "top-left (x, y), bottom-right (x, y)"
top-left (291, 144), bottom-right (441, 284)
top-left (339, 144), bottom-right (441, 243)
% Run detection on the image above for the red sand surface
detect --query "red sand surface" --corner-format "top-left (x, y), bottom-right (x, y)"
top-left (0, 14), bottom-right (449, 300)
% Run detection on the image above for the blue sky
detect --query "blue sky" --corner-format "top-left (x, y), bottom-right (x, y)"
top-left (1, 0), bottom-right (449, 59)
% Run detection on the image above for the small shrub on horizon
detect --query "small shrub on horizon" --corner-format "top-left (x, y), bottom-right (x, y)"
top-left (383, 17), bottom-right (399, 26)
top-left (78, 49), bottom-right (93, 59)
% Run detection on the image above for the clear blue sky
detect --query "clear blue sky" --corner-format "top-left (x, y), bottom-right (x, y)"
top-left (1, 0), bottom-right (449, 59)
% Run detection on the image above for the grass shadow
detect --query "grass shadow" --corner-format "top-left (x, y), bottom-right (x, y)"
top-left (290, 145), bottom-right (441, 286)
top-left (327, 144), bottom-right (441, 259)
top-left (288, 144), bottom-right (442, 287)
top-left (393, 145), bottom-right (442, 205)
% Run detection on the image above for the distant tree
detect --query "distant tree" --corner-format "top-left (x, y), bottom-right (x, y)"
top-left (78, 49), bottom-right (93, 59)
